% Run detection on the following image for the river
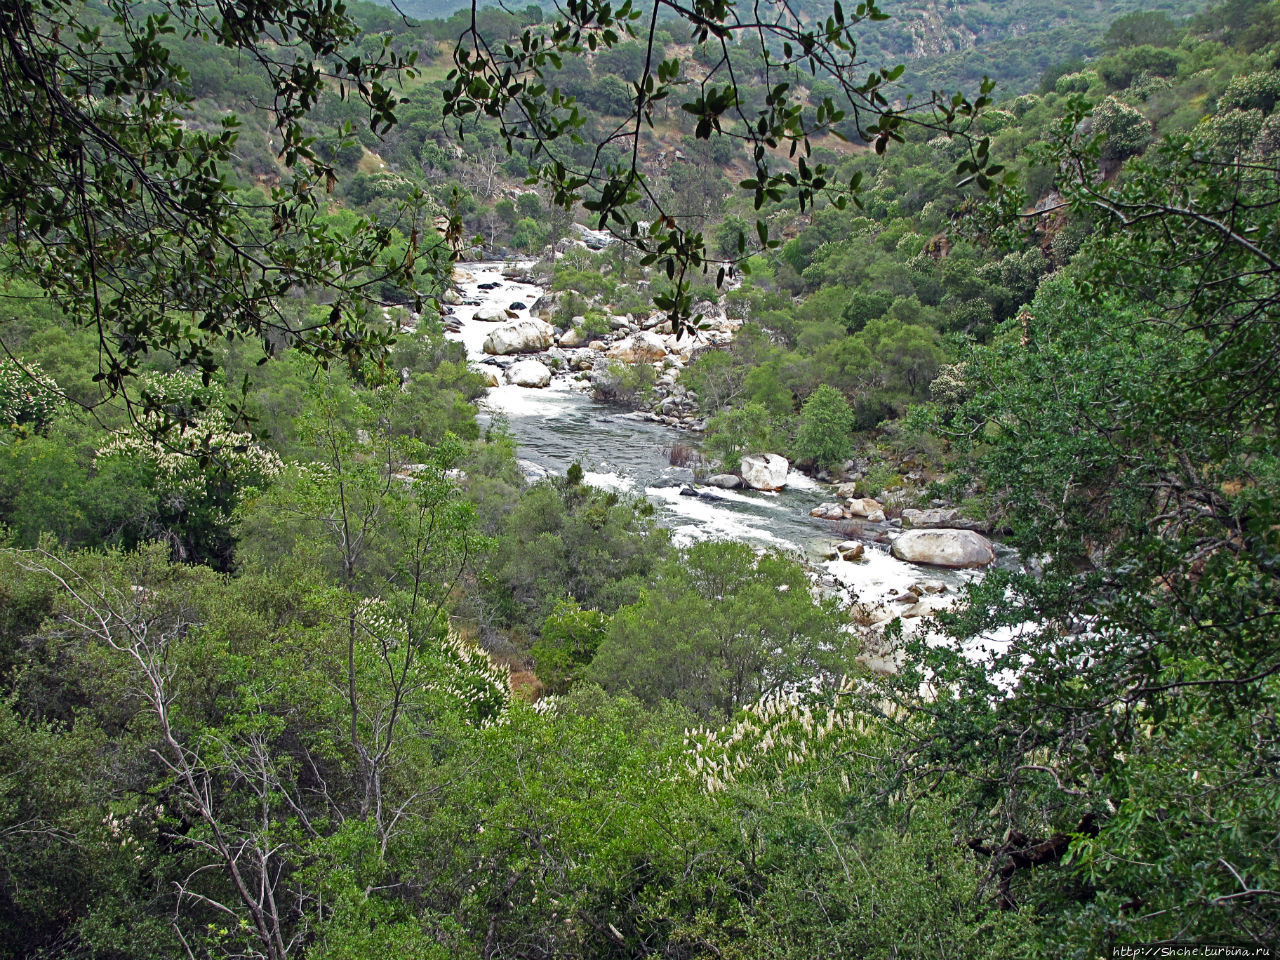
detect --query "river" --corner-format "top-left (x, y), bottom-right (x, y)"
top-left (445, 261), bottom-right (988, 614)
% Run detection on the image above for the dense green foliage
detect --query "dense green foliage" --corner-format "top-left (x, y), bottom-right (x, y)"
top-left (0, 0), bottom-right (436, 419)
top-left (590, 540), bottom-right (848, 718)
top-left (3, 0), bottom-right (1280, 957)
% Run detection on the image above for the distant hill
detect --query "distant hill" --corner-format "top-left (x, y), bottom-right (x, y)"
top-left (365, 0), bottom-right (477, 18)
top-left (363, 0), bottom-right (1207, 97)
top-left (851, 0), bottom-right (1206, 96)
top-left (851, 0), bottom-right (1200, 59)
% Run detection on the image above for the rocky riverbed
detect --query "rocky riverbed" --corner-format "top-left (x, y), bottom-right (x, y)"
top-left (440, 261), bottom-right (1015, 630)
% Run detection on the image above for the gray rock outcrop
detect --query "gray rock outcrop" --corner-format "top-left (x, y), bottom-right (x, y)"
top-left (473, 303), bottom-right (513, 322)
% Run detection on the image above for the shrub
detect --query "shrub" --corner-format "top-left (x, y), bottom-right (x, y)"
top-left (593, 360), bottom-right (655, 408)
top-left (530, 599), bottom-right (610, 695)
top-left (704, 402), bottom-right (781, 472)
top-left (0, 358), bottom-right (61, 432)
top-left (1055, 71), bottom-right (1096, 94)
top-left (1218, 70), bottom-right (1280, 114)
top-left (791, 385), bottom-right (854, 470)
top-left (576, 312), bottom-right (612, 338)
top-left (1093, 96), bottom-right (1152, 161)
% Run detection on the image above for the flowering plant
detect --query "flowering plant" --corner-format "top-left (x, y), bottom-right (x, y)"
top-left (0, 358), bottom-right (61, 432)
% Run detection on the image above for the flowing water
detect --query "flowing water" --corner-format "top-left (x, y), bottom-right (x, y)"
top-left (445, 261), bottom-right (987, 611)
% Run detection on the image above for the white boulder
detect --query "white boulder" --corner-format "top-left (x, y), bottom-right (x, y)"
top-left (505, 359), bottom-right (553, 388)
top-left (891, 529), bottom-right (995, 569)
top-left (530, 291), bottom-right (564, 319)
top-left (473, 303), bottom-right (511, 322)
top-left (847, 497), bottom-right (886, 522)
top-left (810, 502), bottom-right (847, 520)
top-left (741, 454), bottom-right (790, 491)
top-left (607, 332), bottom-right (668, 363)
top-left (483, 318), bottom-right (555, 355)
top-left (664, 333), bottom-right (697, 359)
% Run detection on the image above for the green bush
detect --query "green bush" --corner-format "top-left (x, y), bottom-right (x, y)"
top-left (589, 540), bottom-right (849, 719)
top-left (0, 359), bottom-right (61, 433)
top-left (704, 402), bottom-right (782, 472)
top-left (1093, 96), bottom-right (1152, 161)
top-left (791, 384), bottom-right (854, 470)
top-left (1218, 69), bottom-right (1280, 114)
top-left (1055, 71), bottom-right (1096, 94)
top-left (530, 599), bottom-right (610, 694)
top-left (593, 360), bottom-right (656, 407)
top-left (576, 312), bottom-right (612, 338)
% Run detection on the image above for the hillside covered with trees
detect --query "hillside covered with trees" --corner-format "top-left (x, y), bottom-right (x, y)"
top-left (0, 0), bottom-right (1278, 957)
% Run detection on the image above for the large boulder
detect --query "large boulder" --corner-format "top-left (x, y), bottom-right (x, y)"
top-left (891, 529), bottom-right (995, 569)
top-left (559, 326), bottom-right (586, 348)
top-left (473, 303), bottom-right (511, 322)
top-left (505, 359), bottom-right (552, 388)
top-left (571, 222), bottom-right (613, 249)
top-left (664, 333), bottom-right (697, 359)
top-left (530, 291), bottom-right (565, 320)
top-left (483, 318), bottom-right (555, 355)
top-left (691, 299), bottom-right (728, 326)
top-left (847, 497), bottom-right (886, 523)
top-left (741, 454), bottom-right (789, 491)
top-left (607, 332), bottom-right (667, 363)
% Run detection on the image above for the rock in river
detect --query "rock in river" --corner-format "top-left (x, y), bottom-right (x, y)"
top-left (559, 326), bottom-right (586, 348)
top-left (706, 474), bottom-right (741, 489)
top-left (891, 529), bottom-right (995, 569)
top-left (810, 502), bottom-right (846, 520)
top-left (741, 454), bottom-right (789, 491)
top-left (505, 359), bottom-right (553, 388)
top-left (483, 318), bottom-right (555, 355)
top-left (473, 303), bottom-right (511, 322)
top-left (900, 507), bottom-right (958, 528)
top-left (847, 497), bottom-right (886, 523)
top-left (471, 363), bottom-right (502, 387)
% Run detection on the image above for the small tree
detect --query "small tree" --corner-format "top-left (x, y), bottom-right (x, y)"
top-left (1093, 96), bottom-right (1152, 161)
top-left (94, 373), bottom-right (283, 567)
top-left (1218, 69), bottom-right (1280, 114)
top-left (792, 385), bottom-right (855, 470)
top-left (704, 402), bottom-right (781, 472)
top-left (530, 599), bottom-right (610, 694)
